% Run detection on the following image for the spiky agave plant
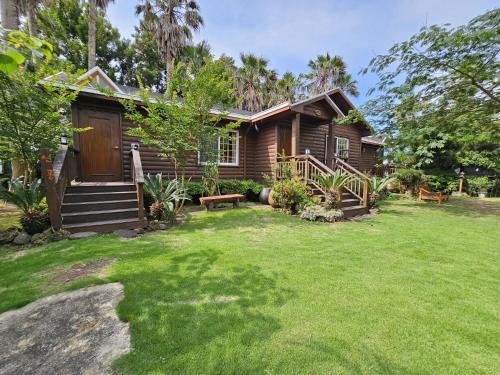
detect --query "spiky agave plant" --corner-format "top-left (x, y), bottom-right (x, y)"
top-left (367, 176), bottom-right (394, 208)
top-left (316, 171), bottom-right (353, 209)
top-left (0, 178), bottom-right (49, 234)
top-left (144, 173), bottom-right (165, 220)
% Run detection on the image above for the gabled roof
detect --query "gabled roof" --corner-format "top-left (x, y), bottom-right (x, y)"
top-left (41, 67), bottom-right (365, 126)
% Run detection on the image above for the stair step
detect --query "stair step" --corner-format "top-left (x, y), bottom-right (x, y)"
top-left (62, 208), bottom-right (139, 225)
top-left (342, 205), bottom-right (369, 219)
top-left (341, 198), bottom-right (360, 208)
top-left (63, 218), bottom-right (146, 234)
top-left (63, 191), bottom-right (138, 203)
top-left (66, 184), bottom-right (135, 194)
top-left (61, 199), bottom-right (138, 213)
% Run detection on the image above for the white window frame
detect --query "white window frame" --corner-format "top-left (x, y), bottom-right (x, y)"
top-left (198, 130), bottom-right (239, 167)
top-left (335, 137), bottom-right (349, 159)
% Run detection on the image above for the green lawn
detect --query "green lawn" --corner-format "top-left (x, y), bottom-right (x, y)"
top-left (0, 204), bottom-right (20, 231)
top-left (1, 199), bottom-right (499, 374)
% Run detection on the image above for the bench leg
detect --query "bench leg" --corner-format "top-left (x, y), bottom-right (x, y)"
top-left (233, 199), bottom-right (240, 208)
top-left (207, 202), bottom-right (214, 211)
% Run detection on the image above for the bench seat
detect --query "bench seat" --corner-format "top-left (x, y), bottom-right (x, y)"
top-left (199, 194), bottom-right (245, 211)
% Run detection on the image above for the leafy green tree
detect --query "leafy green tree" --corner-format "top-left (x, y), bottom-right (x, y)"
top-left (268, 71), bottom-right (304, 106)
top-left (305, 53), bottom-right (359, 96)
top-left (363, 9), bottom-right (500, 171)
top-left (118, 20), bottom-right (167, 91)
top-left (179, 40), bottom-right (212, 74)
top-left (0, 64), bottom-right (79, 183)
top-left (121, 58), bottom-right (239, 178)
top-left (37, 0), bottom-right (129, 80)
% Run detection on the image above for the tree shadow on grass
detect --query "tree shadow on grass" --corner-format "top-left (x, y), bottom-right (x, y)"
top-left (113, 250), bottom-right (295, 374)
top-left (287, 337), bottom-right (429, 374)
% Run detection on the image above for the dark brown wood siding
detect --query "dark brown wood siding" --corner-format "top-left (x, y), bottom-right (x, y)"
top-left (253, 122), bottom-right (277, 180)
top-left (299, 121), bottom-right (329, 162)
top-left (359, 144), bottom-right (382, 173)
top-left (333, 123), bottom-right (364, 169)
top-left (73, 96), bottom-right (257, 181)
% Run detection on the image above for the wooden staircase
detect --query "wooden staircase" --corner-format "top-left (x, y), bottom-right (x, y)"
top-left (41, 145), bottom-right (146, 234)
top-left (276, 154), bottom-right (370, 219)
top-left (61, 183), bottom-right (146, 233)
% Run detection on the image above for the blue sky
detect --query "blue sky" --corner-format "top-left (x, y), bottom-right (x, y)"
top-left (107, 0), bottom-right (498, 106)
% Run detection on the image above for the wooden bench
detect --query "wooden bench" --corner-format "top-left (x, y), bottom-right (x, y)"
top-left (419, 187), bottom-right (448, 204)
top-left (199, 194), bottom-right (245, 211)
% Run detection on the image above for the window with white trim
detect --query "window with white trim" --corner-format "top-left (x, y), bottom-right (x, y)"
top-left (198, 130), bottom-right (239, 166)
top-left (335, 137), bottom-right (349, 159)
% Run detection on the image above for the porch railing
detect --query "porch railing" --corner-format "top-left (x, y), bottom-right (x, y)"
top-left (275, 154), bottom-right (369, 207)
top-left (130, 149), bottom-right (145, 221)
top-left (40, 145), bottom-right (77, 230)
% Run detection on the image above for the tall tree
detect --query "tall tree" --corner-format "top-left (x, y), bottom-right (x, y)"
top-left (362, 9), bottom-right (500, 171)
top-left (18, 0), bottom-right (40, 36)
top-left (268, 71), bottom-right (304, 106)
top-left (305, 53), bottom-right (359, 96)
top-left (179, 40), bottom-right (211, 74)
top-left (136, 0), bottom-right (203, 77)
top-left (235, 52), bottom-right (275, 112)
top-left (0, 0), bottom-right (18, 30)
top-left (88, 0), bottom-right (114, 69)
top-left (37, 0), bottom-right (128, 79)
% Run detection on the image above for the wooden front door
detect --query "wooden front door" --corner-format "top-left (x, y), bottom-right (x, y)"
top-left (278, 124), bottom-right (292, 157)
top-left (78, 110), bottom-right (123, 182)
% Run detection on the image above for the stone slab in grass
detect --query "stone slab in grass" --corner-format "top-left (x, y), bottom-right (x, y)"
top-left (69, 231), bottom-right (98, 240)
top-left (114, 229), bottom-right (138, 239)
top-left (0, 283), bottom-right (130, 375)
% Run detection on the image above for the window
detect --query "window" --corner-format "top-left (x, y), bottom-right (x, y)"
top-left (198, 131), bottom-right (239, 166)
top-left (335, 137), bottom-right (349, 159)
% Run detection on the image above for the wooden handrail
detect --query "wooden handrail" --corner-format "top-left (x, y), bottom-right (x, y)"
top-left (334, 157), bottom-right (369, 180)
top-left (130, 149), bottom-right (145, 220)
top-left (40, 145), bottom-right (77, 230)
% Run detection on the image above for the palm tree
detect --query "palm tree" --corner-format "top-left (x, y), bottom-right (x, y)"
top-left (269, 71), bottom-right (304, 106)
top-left (316, 171), bottom-right (353, 209)
top-left (235, 52), bottom-right (275, 112)
top-left (17, 0), bottom-right (40, 36)
top-left (136, 0), bottom-right (203, 77)
top-left (305, 53), bottom-right (359, 97)
top-left (179, 40), bottom-right (211, 74)
top-left (88, 0), bottom-right (114, 69)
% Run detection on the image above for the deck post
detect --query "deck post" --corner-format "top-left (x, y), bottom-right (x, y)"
top-left (291, 113), bottom-right (300, 156)
top-left (40, 148), bottom-right (62, 230)
top-left (327, 123), bottom-right (334, 169)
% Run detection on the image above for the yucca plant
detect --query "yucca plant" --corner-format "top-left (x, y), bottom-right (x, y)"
top-left (144, 174), bottom-right (190, 221)
top-left (367, 176), bottom-right (394, 208)
top-left (0, 178), bottom-right (50, 234)
top-left (316, 171), bottom-right (353, 209)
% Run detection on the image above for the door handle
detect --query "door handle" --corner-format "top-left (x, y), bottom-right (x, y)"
top-left (113, 146), bottom-right (119, 150)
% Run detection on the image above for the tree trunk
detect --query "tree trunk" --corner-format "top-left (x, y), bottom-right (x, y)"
top-left (0, 0), bottom-right (18, 30)
top-left (88, 0), bottom-right (97, 69)
top-left (26, 0), bottom-right (38, 36)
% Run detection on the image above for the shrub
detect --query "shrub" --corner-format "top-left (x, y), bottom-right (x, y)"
top-left (186, 179), bottom-right (264, 203)
top-left (143, 174), bottom-right (190, 220)
top-left (0, 178), bottom-right (49, 234)
top-left (316, 172), bottom-right (353, 209)
top-left (466, 176), bottom-right (491, 196)
top-left (20, 210), bottom-right (50, 235)
top-left (394, 168), bottom-right (424, 194)
top-left (271, 179), bottom-right (311, 213)
top-left (300, 205), bottom-right (344, 223)
top-left (425, 175), bottom-right (459, 194)
top-left (367, 176), bottom-right (394, 208)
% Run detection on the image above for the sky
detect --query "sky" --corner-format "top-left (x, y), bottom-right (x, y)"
top-left (107, 0), bottom-right (499, 106)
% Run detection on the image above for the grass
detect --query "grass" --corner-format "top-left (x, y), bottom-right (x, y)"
top-left (0, 204), bottom-right (20, 231)
top-left (1, 198), bottom-right (499, 374)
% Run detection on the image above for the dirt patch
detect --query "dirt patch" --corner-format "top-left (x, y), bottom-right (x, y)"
top-left (53, 259), bottom-right (116, 283)
top-left (0, 283), bottom-right (130, 375)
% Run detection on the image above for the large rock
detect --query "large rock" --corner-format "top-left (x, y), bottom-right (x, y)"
top-left (0, 283), bottom-right (130, 375)
top-left (12, 232), bottom-right (31, 245)
top-left (114, 229), bottom-right (138, 239)
top-left (0, 229), bottom-right (18, 245)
